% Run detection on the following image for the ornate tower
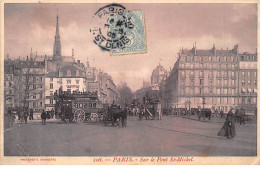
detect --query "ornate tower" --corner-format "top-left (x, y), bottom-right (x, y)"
top-left (53, 13), bottom-right (61, 60)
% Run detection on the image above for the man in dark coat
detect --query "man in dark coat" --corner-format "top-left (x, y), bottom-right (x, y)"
top-left (220, 109), bottom-right (224, 118)
top-left (41, 109), bottom-right (47, 125)
top-left (239, 108), bottom-right (245, 125)
top-left (24, 109), bottom-right (29, 124)
top-left (29, 109), bottom-right (34, 120)
top-left (121, 106), bottom-right (128, 127)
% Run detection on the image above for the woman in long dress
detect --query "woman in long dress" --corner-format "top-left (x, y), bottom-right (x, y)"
top-left (217, 108), bottom-right (236, 138)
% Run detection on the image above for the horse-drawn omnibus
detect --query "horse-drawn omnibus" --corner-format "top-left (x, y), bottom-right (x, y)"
top-left (54, 89), bottom-right (102, 123)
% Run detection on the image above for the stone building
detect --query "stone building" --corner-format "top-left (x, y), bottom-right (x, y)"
top-left (9, 55), bottom-right (46, 116)
top-left (238, 52), bottom-right (257, 115)
top-left (135, 64), bottom-right (168, 103)
top-left (151, 63), bottom-right (168, 86)
top-left (163, 44), bottom-right (243, 113)
top-left (4, 58), bottom-right (15, 108)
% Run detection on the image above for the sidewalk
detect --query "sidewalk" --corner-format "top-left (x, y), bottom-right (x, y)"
top-left (14, 118), bottom-right (61, 124)
top-left (178, 114), bottom-right (257, 125)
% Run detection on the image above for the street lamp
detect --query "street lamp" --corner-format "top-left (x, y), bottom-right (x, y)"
top-left (202, 97), bottom-right (205, 109)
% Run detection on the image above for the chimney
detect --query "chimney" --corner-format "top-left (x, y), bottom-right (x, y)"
top-left (212, 44), bottom-right (216, 56)
top-left (232, 44), bottom-right (238, 55)
top-left (192, 42), bottom-right (197, 56)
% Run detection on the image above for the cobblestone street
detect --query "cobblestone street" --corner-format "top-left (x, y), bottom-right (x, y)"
top-left (4, 116), bottom-right (257, 156)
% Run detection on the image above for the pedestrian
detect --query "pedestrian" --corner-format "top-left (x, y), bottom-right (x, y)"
top-left (51, 108), bottom-right (55, 119)
top-left (215, 109), bottom-right (219, 118)
top-left (238, 108), bottom-right (245, 125)
top-left (41, 109), bottom-right (47, 125)
top-left (218, 108), bottom-right (236, 139)
top-left (29, 109), bottom-right (34, 120)
top-left (24, 109), bottom-right (28, 124)
top-left (121, 106), bottom-right (128, 127)
top-left (139, 105), bottom-right (144, 120)
top-left (7, 107), bottom-right (13, 128)
top-left (220, 109), bottom-right (224, 118)
top-left (157, 103), bottom-right (162, 120)
top-left (17, 108), bottom-right (21, 120)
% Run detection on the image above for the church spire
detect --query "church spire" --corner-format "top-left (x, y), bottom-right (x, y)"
top-left (53, 10), bottom-right (61, 60)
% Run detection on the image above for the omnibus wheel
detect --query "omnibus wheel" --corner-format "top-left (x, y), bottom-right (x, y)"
top-left (90, 113), bottom-right (99, 122)
top-left (74, 109), bottom-right (86, 123)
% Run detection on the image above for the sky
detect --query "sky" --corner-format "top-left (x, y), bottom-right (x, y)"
top-left (4, 3), bottom-right (257, 91)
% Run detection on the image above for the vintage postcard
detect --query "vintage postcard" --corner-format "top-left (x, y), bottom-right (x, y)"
top-left (0, 0), bottom-right (259, 165)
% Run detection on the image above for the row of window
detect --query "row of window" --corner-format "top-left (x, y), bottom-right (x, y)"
top-left (30, 101), bottom-right (43, 108)
top-left (241, 97), bottom-right (257, 104)
top-left (181, 56), bottom-right (239, 62)
top-left (32, 93), bottom-right (43, 99)
top-left (182, 55), bottom-right (257, 62)
top-left (73, 102), bottom-right (97, 109)
top-left (241, 80), bottom-right (257, 86)
top-left (58, 70), bottom-right (81, 77)
top-left (181, 71), bottom-right (237, 78)
top-left (182, 79), bottom-right (237, 86)
top-left (179, 87), bottom-right (257, 95)
top-left (180, 63), bottom-right (237, 70)
top-left (241, 71), bottom-right (257, 77)
top-left (180, 87), bottom-right (238, 95)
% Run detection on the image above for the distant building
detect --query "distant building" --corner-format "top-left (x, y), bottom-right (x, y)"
top-left (151, 63), bottom-right (168, 86)
top-left (135, 63), bottom-right (168, 103)
top-left (85, 64), bottom-right (120, 105)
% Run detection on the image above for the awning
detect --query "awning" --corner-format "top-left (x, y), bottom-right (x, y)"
top-left (248, 88), bottom-right (252, 93)
top-left (254, 88), bottom-right (257, 93)
top-left (241, 88), bottom-right (246, 93)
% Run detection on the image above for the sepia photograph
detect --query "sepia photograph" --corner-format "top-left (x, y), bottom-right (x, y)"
top-left (0, 0), bottom-right (259, 165)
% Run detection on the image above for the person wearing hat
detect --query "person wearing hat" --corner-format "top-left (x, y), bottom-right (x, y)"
top-left (218, 108), bottom-right (236, 138)
top-left (41, 109), bottom-right (47, 125)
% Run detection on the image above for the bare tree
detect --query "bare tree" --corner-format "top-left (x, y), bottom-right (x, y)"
top-left (13, 57), bottom-right (45, 111)
top-left (118, 82), bottom-right (134, 107)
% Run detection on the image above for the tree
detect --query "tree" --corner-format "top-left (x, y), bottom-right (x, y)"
top-left (13, 57), bottom-right (45, 111)
top-left (118, 82), bottom-right (134, 107)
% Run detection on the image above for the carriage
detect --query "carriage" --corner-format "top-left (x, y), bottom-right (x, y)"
top-left (103, 105), bottom-right (123, 126)
top-left (142, 93), bottom-right (161, 120)
top-left (54, 89), bottom-right (103, 123)
top-left (197, 108), bottom-right (212, 120)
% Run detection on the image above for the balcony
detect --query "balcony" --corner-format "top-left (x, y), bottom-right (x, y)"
top-left (198, 75), bottom-right (204, 79)
top-left (189, 74), bottom-right (195, 79)
top-left (223, 75), bottom-right (229, 80)
top-left (216, 75), bottom-right (222, 79)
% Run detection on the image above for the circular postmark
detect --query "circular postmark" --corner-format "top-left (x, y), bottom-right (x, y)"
top-left (90, 3), bottom-right (134, 51)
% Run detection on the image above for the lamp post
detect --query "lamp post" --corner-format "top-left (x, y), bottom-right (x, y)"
top-left (202, 97), bottom-right (205, 109)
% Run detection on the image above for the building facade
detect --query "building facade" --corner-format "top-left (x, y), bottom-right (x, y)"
top-left (238, 52), bottom-right (257, 114)
top-left (6, 56), bottom-right (46, 115)
top-left (4, 59), bottom-right (15, 109)
top-left (135, 64), bottom-right (168, 103)
top-left (163, 44), bottom-right (249, 114)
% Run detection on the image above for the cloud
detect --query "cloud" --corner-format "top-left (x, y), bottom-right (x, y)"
top-left (4, 3), bottom-right (257, 91)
